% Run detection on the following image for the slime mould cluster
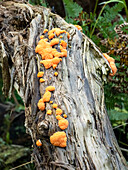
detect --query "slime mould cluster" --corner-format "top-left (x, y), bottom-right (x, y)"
top-left (35, 28), bottom-right (70, 148)
top-left (103, 53), bottom-right (117, 76)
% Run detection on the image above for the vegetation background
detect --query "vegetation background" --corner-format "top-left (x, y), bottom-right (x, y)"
top-left (0, 0), bottom-right (128, 169)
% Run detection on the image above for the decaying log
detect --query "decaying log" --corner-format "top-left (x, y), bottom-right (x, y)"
top-left (0, 1), bottom-right (127, 169)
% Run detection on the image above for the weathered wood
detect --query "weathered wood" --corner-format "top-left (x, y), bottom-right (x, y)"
top-left (0, 1), bottom-right (127, 169)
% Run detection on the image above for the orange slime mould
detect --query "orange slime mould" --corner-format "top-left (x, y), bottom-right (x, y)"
top-left (103, 53), bottom-right (117, 76)
top-left (56, 115), bottom-right (63, 120)
top-left (74, 25), bottom-right (82, 31)
top-left (43, 29), bottom-right (48, 33)
top-left (49, 33), bottom-right (55, 39)
top-left (50, 38), bottom-right (60, 46)
top-left (46, 86), bottom-right (55, 92)
top-left (56, 108), bottom-right (63, 115)
top-left (36, 139), bottom-right (42, 147)
top-left (43, 91), bottom-right (51, 102)
top-left (40, 35), bottom-right (44, 39)
top-left (50, 131), bottom-right (67, 147)
top-left (40, 78), bottom-right (45, 83)
top-left (54, 72), bottom-right (58, 76)
top-left (37, 72), bottom-right (44, 78)
top-left (47, 110), bottom-right (52, 115)
top-left (52, 103), bottom-right (58, 109)
top-left (60, 40), bottom-right (67, 49)
top-left (37, 99), bottom-right (45, 111)
top-left (58, 118), bottom-right (69, 130)
top-left (63, 114), bottom-right (67, 118)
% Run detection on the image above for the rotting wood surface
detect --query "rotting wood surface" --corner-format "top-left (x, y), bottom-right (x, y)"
top-left (0, 1), bottom-right (127, 170)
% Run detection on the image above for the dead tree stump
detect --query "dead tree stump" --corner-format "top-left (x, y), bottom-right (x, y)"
top-left (0, 1), bottom-right (127, 169)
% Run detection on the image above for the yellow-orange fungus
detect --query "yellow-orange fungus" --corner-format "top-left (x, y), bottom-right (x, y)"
top-left (43, 91), bottom-right (51, 102)
top-left (46, 86), bottom-right (55, 92)
top-left (50, 101), bottom-right (53, 104)
top-left (40, 57), bottom-right (61, 69)
top-left (53, 64), bottom-right (57, 69)
top-left (60, 46), bottom-right (67, 57)
top-left (74, 25), bottom-right (82, 31)
top-left (40, 78), bottom-right (45, 83)
top-left (60, 35), bottom-right (63, 38)
top-left (40, 35), bottom-right (44, 39)
top-left (43, 29), bottom-right (48, 33)
top-left (37, 72), bottom-right (44, 78)
top-left (37, 99), bottom-right (45, 111)
top-left (47, 110), bottom-right (52, 115)
top-left (50, 38), bottom-right (59, 46)
top-left (58, 118), bottom-right (69, 130)
top-left (63, 114), bottom-right (67, 118)
top-left (56, 108), bottom-right (63, 115)
top-left (56, 115), bottom-right (63, 120)
top-left (40, 59), bottom-right (53, 69)
top-left (36, 139), bottom-right (42, 147)
top-left (52, 103), bottom-right (58, 109)
top-left (60, 40), bottom-right (67, 49)
top-left (49, 33), bottom-right (55, 39)
top-left (67, 32), bottom-right (70, 39)
top-left (52, 49), bottom-right (62, 58)
top-left (109, 62), bottom-right (117, 76)
top-left (103, 53), bottom-right (117, 76)
top-left (54, 72), bottom-right (58, 76)
top-left (52, 57), bottom-right (61, 64)
top-left (50, 131), bottom-right (67, 147)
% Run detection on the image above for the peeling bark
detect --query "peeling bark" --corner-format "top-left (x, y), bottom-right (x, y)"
top-left (0, 1), bottom-right (127, 170)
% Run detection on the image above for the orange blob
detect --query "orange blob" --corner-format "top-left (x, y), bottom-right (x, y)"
top-left (40, 35), bottom-right (44, 39)
top-left (50, 38), bottom-right (59, 46)
top-left (52, 57), bottom-right (61, 64)
top-left (49, 33), bottom-right (55, 39)
top-left (56, 108), bottom-right (63, 115)
top-left (50, 101), bottom-right (53, 104)
top-left (37, 72), bottom-right (44, 78)
top-left (40, 78), bottom-right (45, 83)
top-left (54, 72), bottom-right (58, 76)
top-left (43, 91), bottom-right (51, 102)
top-left (36, 139), bottom-right (42, 147)
top-left (43, 29), bottom-right (48, 33)
top-left (58, 118), bottom-right (69, 130)
top-left (63, 114), bottom-right (67, 118)
top-left (60, 35), bottom-right (63, 38)
top-left (50, 131), bottom-right (67, 147)
top-left (52, 103), bottom-right (58, 109)
top-left (103, 53), bottom-right (117, 76)
top-left (47, 110), bottom-right (52, 115)
top-left (40, 59), bottom-right (53, 69)
top-left (37, 99), bottom-right (45, 111)
top-left (67, 32), bottom-right (70, 39)
top-left (60, 40), bottom-right (67, 49)
top-left (74, 25), bottom-right (82, 31)
top-left (109, 62), bottom-right (117, 76)
top-left (56, 115), bottom-right (63, 120)
top-left (46, 86), bottom-right (55, 92)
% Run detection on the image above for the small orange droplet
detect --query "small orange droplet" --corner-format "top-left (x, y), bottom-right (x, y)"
top-left (43, 29), bottom-right (48, 33)
top-left (47, 110), bottom-right (52, 115)
top-left (63, 114), bottom-right (67, 118)
top-left (54, 72), bottom-right (58, 76)
top-left (36, 139), bottom-right (42, 147)
top-left (37, 72), bottom-right (44, 78)
top-left (52, 103), bottom-right (58, 109)
top-left (56, 108), bottom-right (63, 115)
top-left (40, 78), bottom-right (45, 83)
top-left (50, 101), bottom-right (53, 104)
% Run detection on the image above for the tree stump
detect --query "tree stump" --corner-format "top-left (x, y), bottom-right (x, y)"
top-left (0, 1), bottom-right (127, 169)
